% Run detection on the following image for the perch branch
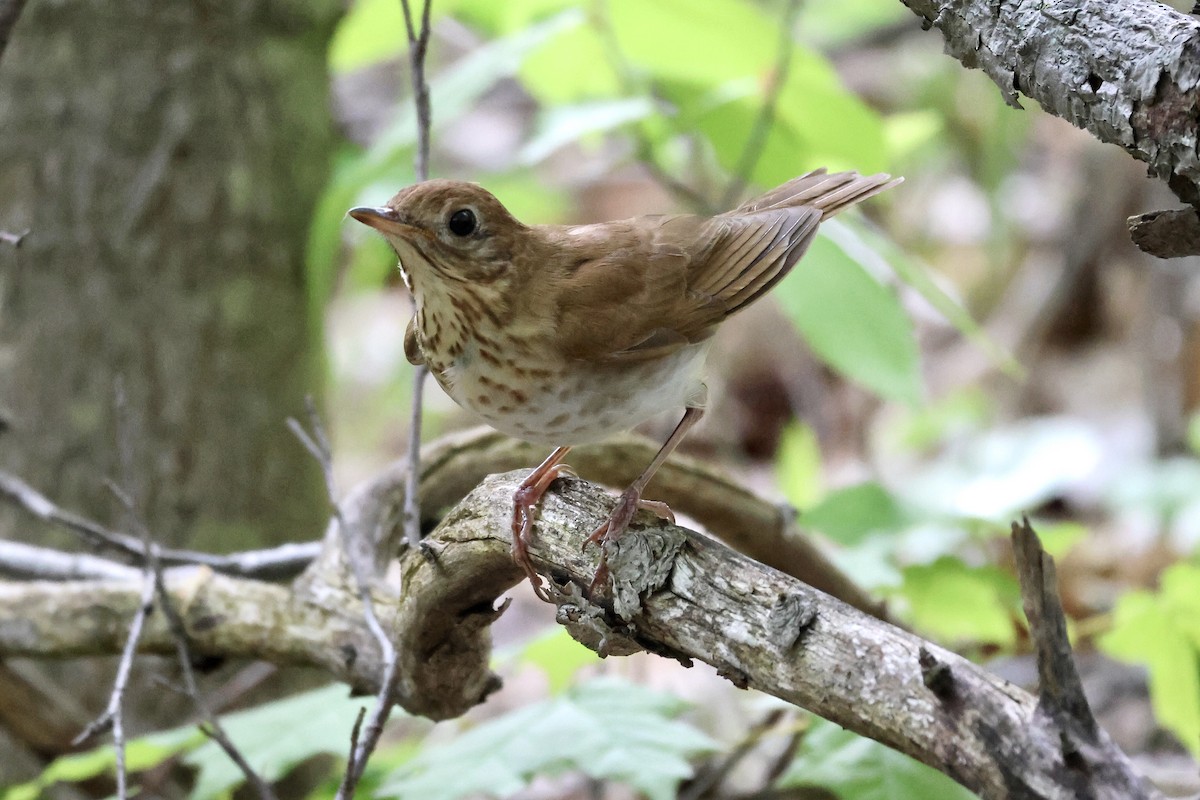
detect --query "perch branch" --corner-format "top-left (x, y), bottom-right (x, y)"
top-left (899, 0), bottom-right (1200, 257)
top-left (0, 471), bottom-right (1161, 799)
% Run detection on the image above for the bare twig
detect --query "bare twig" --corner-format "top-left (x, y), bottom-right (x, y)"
top-left (289, 398), bottom-right (401, 800)
top-left (104, 383), bottom-right (277, 799)
top-left (402, 0), bottom-right (433, 183)
top-left (0, 539), bottom-right (139, 580)
top-left (719, 0), bottom-right (802, 209)
top-left (679, 708), bottom-right (791, 800)
top-left (0, 469), bottom-right (321, 577)
top-left (0, 0), bottom-right (27, 66)
top-left (72, 570), bottom-right (154, 799)
top-left (142, 551), bottom-right (275, 793)
top-left (400, 0), bottom-right (435, 552)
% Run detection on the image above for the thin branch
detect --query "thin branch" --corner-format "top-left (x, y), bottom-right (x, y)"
top-left (0, 469), bottom-right (321, 578)
top-left (0, 0), bottom-right (27, 66)
top-left (679, 708), bottom-right (790, 800)
top-left (71, 570), bottom-right (155, 799)
top-left (115, 382), bottom-right (278, 798)
top-left (0, 539), bottom-right (139, 581)
top-left (719, 0), bottom-right (802, 209)
top-left (168, 593), bottom-right (277, 800)
top-left (399, 0), bottom-right (435, 552)
top-left (290, 399), bottom-right (400, 800)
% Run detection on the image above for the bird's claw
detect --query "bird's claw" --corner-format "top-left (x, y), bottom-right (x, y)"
top-left (583, 487), bottom-right (676, 595)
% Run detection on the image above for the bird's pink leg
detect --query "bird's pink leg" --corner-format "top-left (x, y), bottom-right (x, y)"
top-left (586, 406), bottom-right (704, 592)
top-left (512, 446), bottom-right (573, 601)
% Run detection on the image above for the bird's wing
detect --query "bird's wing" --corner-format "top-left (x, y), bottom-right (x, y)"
top-left (550, 171), bottom-right (898, 364)
top-left (550, 208), bottom-right (819, 363)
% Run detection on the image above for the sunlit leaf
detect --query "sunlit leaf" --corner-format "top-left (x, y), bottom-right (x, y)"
top-left (803, 482), bottom-right (909, 546)
top-left (776, 422), bottom-right (823, 509)
top-left (518, 627), bottom-right (601, 693)
top-left (519, 23), bottom-right (622, 103)
top-left (827, 216), bottom-right (1022, 379)
top-left (520, 97), bottom-right (656, 165)
top-left (901, 558), bottom-right (1018, 646)
top-left (330, 0), bottom-right (417, 72)
top-left (377, 677), bottom-right (715, 800)
top-left (781, 718), bottom-right (978, 800)
top-left (608, 0), bottom-right (776, 84)
top-left (774, 230), bottom-right (922, 404)
top-left (1100, 565), bottom-right (1200, 757)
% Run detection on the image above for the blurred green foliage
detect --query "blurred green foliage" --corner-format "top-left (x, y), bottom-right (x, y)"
top-left (1101, 563), bottom-right (1200, 758)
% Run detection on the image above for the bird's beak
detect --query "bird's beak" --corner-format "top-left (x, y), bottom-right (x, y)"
top-left (348, 206), bottom-right (415, 236)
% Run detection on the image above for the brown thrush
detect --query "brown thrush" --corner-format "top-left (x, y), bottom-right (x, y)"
top-left (350, 169), bottom-right (900, 600)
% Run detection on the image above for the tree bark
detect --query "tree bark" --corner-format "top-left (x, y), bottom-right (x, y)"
top-left (0, 0), bottom-right (339, 783)
top-left (0, 1), bottom-right (335, 555)
top-left (896, 0), bottom-right (1200, 257)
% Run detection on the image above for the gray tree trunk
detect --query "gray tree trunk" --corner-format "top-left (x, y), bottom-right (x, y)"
top-left (0, 0), bottom-right (339, 785)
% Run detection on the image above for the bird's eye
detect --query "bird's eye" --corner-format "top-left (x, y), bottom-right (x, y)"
top-left (448, 208), bottom-right (477, 237)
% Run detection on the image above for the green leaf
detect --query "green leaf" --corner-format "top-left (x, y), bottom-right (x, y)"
top-left (796, 0), bottom-right (914, 48)
top-left (884, 386), bottom-right (991, 452)
top-left (184, 684), bottom-right (382, 799)
top-left (451, 0), bottom-right (579, 35)
top-left (2, 725), bottom-right (201, 798)
top-left (773, 229), bottom-right (922, 404)
top-left (900, 558), bottom-right (1018, 647)
top-left (378, 677), bottom-right (716, 800)
top-left (829, 216), bottom-right (1022, 380)
top-left (518, 23), bottom-right (622, 104)
top-left (517, 627), bottom-right (601, 693)
top-left (678, 49), bottom-right (887, 184)
top-left (803, 482), bottom-right (908, 546)
top-left (330, 0), bottom-right (413, 73)
top-left (606, 0), bottom-right (773, 83)
top-left (1101, 563), bottom-right (1200, 756)
top-left (776, 422), bottom-right (823, 509)
top-left (781, 718), bottom-right (978, 800)
top-left (520, 97), bottom-right (656, 165)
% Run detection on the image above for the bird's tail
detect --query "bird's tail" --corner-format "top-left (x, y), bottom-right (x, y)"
top-left (737, 169), bottom-right (902, 217)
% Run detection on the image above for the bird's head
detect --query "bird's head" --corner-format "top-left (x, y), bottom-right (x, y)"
top-left (349, 180), bottom-right (527, 295)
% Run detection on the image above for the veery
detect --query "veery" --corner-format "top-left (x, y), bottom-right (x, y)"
top-left (351, 169), bottom-right (900, 600)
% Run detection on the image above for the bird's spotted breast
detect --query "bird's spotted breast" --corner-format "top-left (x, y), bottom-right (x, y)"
top-left (437, 338), bottom-right (711, 447)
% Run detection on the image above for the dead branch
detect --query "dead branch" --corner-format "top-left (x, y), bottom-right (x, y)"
top-left (0, 465), bottom-right (1163, 800)
top-left (898, 0), bottom-right (1200, 258)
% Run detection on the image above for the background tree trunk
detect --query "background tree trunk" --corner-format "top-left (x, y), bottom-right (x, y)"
top-left (0, 0), bottom-right (339, 787)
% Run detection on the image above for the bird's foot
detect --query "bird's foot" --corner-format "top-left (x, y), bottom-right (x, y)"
top-left (583, 486), bottom-right (676, 594)
top-left (512, 462), bottom-right (573, 602)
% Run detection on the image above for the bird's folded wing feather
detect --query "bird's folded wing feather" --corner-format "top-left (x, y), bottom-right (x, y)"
top-left (551, 207), bottom-right (822, 363)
